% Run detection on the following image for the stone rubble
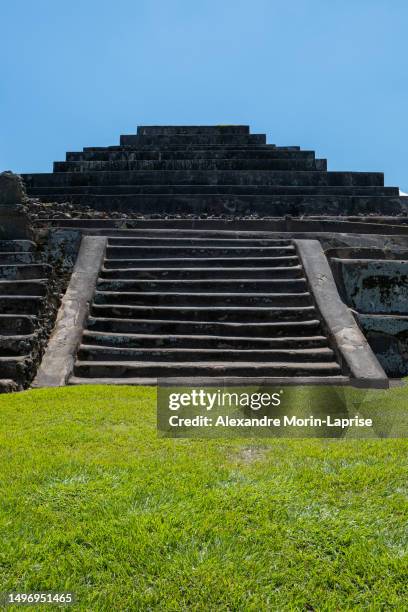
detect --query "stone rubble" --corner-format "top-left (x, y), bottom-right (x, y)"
top-left (24, 197), bottom-right (406, 223)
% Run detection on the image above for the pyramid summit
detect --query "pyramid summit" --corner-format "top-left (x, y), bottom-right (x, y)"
top-left (22, 124), bottom-right (407, 217)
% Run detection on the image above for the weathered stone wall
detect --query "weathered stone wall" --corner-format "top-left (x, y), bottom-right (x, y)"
top-left (331, 259), bottom-right (408, 314)
top-left (356, 314), bottom-right (408, 377)
top-left (327, 249), bottom-right (408, 377)
top-left (0, 173), bottom-right (79, 391)
top-left (0, 172), bottom-right (32, 239)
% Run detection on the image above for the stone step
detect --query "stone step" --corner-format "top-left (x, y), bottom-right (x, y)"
top-left (0, 334), bottom-right (35, 356)
top-left (0, 315), bottom-right (35, 335)
top-left (28, 123), bottom-right (384, 385)
top-left (29, 194), bottom-right (404, 216)
top-left (87, 317), bottom-right (322, 336)
top-left (69, 374), bottom-right (349, 386)
top-left (66, 148), bottom-right (312, 162)
top-left (332, 255), bottom-right (408, 263)
top-left (103, 256), bottom-right (300, 269)
top-left (119, 134), bottom-right (267, 146)
top-left (99, 265), bottom-right (303, 280)
top-left (90, 303), bottom-right (316, 322)
top-left (77, 344), bottom-right (335, 362)
top-left (54, 158), bottom-right (327, 172)
top-left (0, 356), bottom-right (28, 380)
top-left (106, 236), bottom-right (293, 246)
top-left (91, 291), bottom-right (312, 307)
top-left (327, 248), bottom-right (408, 261)
top-left (0, 264), bottom-right (51, 280)
top-left (83, 144), bottom-right (300, 151)
top-left (48, 223), bottom-right (298, 236)
top-left (106, 245), bottom-right (296, 258)
top-left (73, 359), bottom-right (341, 378)
top-left (0, 379), bottom-right (20, 393)
top-left (137, 125), bottom-right (251, 135)
top-left (31, 217), bottom-right (408, 236)
top-left (312, 215), bottom-right (408, 225)
top-left (0, 296), bottom-right (44, 314)
top-left (82, 330), bottom-right (329, 349)
top-left (0, 253), bottom-right (36, 265)
top-left (96, 278), bottom-right (307, 293)
top-left (0, 241), bottom-right (36, 253)
top-left (0, 280), bottom-right (47, 296)
top-left (24, 169), bottom-right (385, 188)
top-left (27, 184), bottom-right (399, 198)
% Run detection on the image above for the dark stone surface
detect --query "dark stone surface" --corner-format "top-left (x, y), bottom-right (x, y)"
top-left (0, 238), bottom-right (69, 390)
top-left (66, 148), bottom-right (312, 161)
top-left (21, 125), bottom-right (406, 218)
top-left (120, 133), bottom-right (266, 146)
top-left (0, 171), bottom-right (27, 207)
top-left (0, 172), bottom-right (32, 239)
top-left (54, 158), bottom-right (328, 172)
top-left (23, 169), bottom-right (385, 187)
top-left (331, 259), bottom-right (408, 314)
top-left (136, 125), bottom-right (250, 135)
top-left (357, 314), bottom-right (408, 377)
top-left (24, 193), bottom-right (407, 216)
top-left (327, 247), bottom-right (408, 377)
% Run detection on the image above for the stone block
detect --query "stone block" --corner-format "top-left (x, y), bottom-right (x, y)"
top-left (331, 258), bottom-right (408, 314)
top-left (0, 172), bottom-right (32, 239)
top-left (357, 313), bottom-right (408, 377)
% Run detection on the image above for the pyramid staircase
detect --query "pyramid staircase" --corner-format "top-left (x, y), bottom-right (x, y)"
top-left (69, 231), bottom-right (345, 385)
top-left (0, 240), bottom-right (53, 391)
top-left (22, 124), bottom-right (406, 387)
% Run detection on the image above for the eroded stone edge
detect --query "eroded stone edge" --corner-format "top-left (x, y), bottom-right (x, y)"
top-left (294, 239), bottom-right (389, 389)
top-left (32, 235), bottom-right (107, 387)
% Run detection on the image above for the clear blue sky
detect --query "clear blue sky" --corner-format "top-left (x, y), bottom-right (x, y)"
top-left (1, 0), bottom-right (407, 189)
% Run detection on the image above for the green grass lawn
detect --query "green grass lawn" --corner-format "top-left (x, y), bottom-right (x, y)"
top-left (0, 385), bottom-right (407, 611)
